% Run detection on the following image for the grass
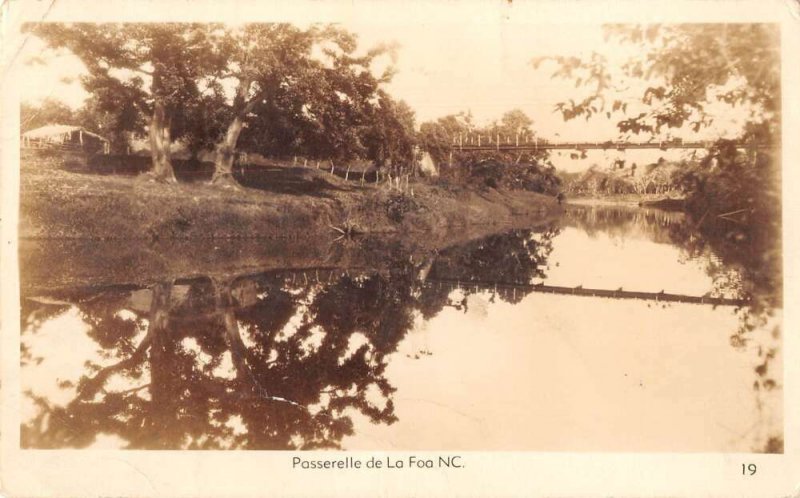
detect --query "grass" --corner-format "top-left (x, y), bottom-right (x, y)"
top-left (20, 161), bottom-right (562, 240)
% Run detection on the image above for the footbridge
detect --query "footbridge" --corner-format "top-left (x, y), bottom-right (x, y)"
top-left (447, 135), bottom-right (769, 153)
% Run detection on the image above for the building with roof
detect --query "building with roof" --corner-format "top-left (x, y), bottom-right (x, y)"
top-left (22, 125), bottom-right (110, 154)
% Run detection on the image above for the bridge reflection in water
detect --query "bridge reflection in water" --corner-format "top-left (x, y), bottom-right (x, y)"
top-left (19, 205), bottom-right (782, 452)
top-left (423, 278), bottom-right (745, 307)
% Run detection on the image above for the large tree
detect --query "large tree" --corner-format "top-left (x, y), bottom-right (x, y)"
top-left (360, 93), bottom-right (417, 178)
top-left (28, 23), bottom-right (410, 186)
top-left (418, 111), bottom-right (475, 165)
top-left (27, 23), bottom-right (222, 182)
top-left (232, 26), bottom-right (407, 177)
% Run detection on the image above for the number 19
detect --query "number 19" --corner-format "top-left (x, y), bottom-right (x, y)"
top-left (742, 463), bottom-right (757, 475)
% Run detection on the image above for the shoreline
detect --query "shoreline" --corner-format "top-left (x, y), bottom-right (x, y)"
top-left (565, 195), bottom-right (686, 210)
top-left (20, 167), bottom-right (563, 241)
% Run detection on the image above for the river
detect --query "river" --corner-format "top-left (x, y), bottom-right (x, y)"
top-left (19, 205), bottom-right (782, 452)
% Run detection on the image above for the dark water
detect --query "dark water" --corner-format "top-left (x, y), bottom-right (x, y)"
top-left (20, 205), bottom-right (782, 452)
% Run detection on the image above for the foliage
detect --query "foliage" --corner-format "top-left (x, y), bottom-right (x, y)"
top-left (25, 23), bottom-right (225, 180)
top-left (558, 159), bottom-right (682, 197)
top-left (534, 24), bottom-right (779, 137)
top-left (27, 23), bottom-right (416, 180)
top-left (20, 98), bottom-right (80, 132)
top-left (236, 30), bottom-right (413, 170)
top-left (536, 24), bottom-right (782, 334)
top-left (27, 23), bottom-right (219, 136)
top-left (467, 159), bottom-right (561, 195)
top-left (669, 139), bottom-right (781, 326)
top-left (359, 94), bottom-right (418, 176)
top-left (419, 109), bottom-right (559, 193)
top-left (418, 111), bottom-right (475, 165)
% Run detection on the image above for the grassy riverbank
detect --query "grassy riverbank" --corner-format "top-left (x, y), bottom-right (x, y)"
top-left (20, 164), bottom-right (562, 240)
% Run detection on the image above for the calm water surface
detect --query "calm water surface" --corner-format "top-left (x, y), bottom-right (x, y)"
top-left (20, 206), bottom-right (782, 452)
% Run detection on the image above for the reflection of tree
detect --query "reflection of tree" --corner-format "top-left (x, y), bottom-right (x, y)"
top-left (566, 205), bottom-right (780, 336)
top-left (20, 300), bottom-right (72, 367)
top-left (666, 215), bottom-right (781, 335)
top-left (23, 275), bottom-right (400, 449)
top-left (562, 205), bottom-right (684, 244)
top-left (566, 205), bottom-right (783, 453)
top-left (22, 219), bottom-right (782, 452)
top-left (668, 216), bottom-right (783, 454)
top-left (22, 227), bottom-right (560, 449)
top-left (424, 226), bottom-right (559, 304)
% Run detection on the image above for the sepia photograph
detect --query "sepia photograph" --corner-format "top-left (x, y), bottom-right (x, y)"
top-left (2, 0), bottom-right (799, 496)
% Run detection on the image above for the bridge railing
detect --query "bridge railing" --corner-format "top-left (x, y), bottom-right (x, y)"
top-left (446, 134), bottom-right (769, 151)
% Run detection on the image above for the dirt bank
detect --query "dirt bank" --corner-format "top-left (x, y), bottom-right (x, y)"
top-left (20, 166), bottom-right (562, 240)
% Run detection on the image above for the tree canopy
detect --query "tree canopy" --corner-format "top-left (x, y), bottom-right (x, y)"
top-left (25, 22), bottom-right (417, 185)
top-left (534, 24), bottom-right (779, 139)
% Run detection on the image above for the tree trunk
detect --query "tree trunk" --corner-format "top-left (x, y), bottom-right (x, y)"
top-left (148, 100), bottom-right (177, 183)
top-left (212, 115), bottom-right (245, 187)
top-left (213, 278), bottom-right (251, 380)
top-left (146, 282), bottom-right (182, 448)
top-left (212, 77), bottom-right (254, 188)
top-left (77, 282), bottom-right (172, 400)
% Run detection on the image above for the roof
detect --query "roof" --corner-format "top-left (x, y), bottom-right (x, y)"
top-left (22, 124), bottom-right (109, 143)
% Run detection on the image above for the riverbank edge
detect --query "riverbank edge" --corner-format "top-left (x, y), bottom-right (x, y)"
top-left (566, 195), bottom-right (686, 211)
top-left (19, 169), bottom-right (563, 240)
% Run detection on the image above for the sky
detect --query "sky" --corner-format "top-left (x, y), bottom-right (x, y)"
top-left (17, 20), bottom-right (751, 171)
top-left (20, 23), bottom-right (625, 138)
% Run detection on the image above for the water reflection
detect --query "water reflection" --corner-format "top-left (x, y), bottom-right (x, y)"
top-left (20, 206), bottom-right (782, 452)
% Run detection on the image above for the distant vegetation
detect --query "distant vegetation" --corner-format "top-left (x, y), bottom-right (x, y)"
top-left (418, 109), bottom-right (561, 195)
top-left (558, 158), bottom-right (683, 197)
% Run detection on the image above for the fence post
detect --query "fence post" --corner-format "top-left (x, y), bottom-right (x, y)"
top-left (496, 133), bottom-right (500, 150)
